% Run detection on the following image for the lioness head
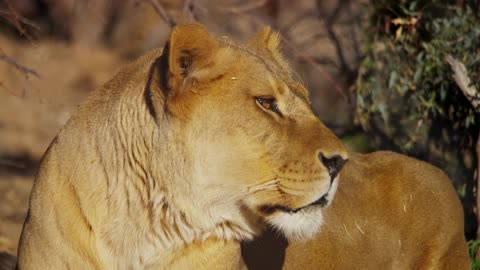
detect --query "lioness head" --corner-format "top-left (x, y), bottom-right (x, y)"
top-left (147, 24), bottom-right (348, 240)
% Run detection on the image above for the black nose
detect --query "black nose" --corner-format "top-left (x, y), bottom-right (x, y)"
top-left (319, 154), bottom-right (348, 180)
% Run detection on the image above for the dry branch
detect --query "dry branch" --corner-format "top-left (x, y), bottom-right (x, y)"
top-left (2, 0), bottom-right (34, 41)
top-left (446, 55), bottom-right (480, 111)
top-left (0, 0), bottom-right (40, 97)
top-left (0, 53), bottom-right (40, 97)
top-left (319, 0), bottom-right (351, 74)
top-left (446, 54), bottom-right (480, 249)
top-left (183, 0), bottom-right (194, 21)
top-left (220, 0), bottom-right (267, 14)
top-left (0, 158), bottom-right (27, 169)
top-left (0, 9), bottom-right (40, 31)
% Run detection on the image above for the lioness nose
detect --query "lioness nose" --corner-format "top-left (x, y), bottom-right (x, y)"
top-left (319, 154), bottom-right (348, 180)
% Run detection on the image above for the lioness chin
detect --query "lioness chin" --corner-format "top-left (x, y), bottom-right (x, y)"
top-left (17, 23), bottom-right (469, 270)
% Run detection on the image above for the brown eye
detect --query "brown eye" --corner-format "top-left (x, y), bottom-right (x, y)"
top-left (256, 97), bottom-right (283, 117)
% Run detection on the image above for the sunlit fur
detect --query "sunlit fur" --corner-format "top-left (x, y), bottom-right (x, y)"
top-left (17, 24), bottom-right (348, 270)
top-left (268, 207), bottom-right (325, 240)
top-left (266, 176), bottom-right (339, 240)
top-left (279, 152), bottom-right (470, 269)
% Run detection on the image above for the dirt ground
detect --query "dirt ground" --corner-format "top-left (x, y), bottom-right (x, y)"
top-left (0, 0), bottom-right (363, 255)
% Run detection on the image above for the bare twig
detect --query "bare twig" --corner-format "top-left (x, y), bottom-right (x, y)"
top-left (137, 0), bottom-right (176, 26)
top-left (3, 0), bottom-right (34, 41)
top-left (317, 0), bottom-right (352, 74)
top-left (0, 9), bottom-right (40, 31)
top-left (346, 2), bottom-right (362, 59)
top-left (446, 55), bottom-right (480, 111)
top-left (0, 54), bottom-right (40, 78)
top-left (313, 57), bottom-right (339, 69)
top-left (0, 53), bottom-right (40, 97)
top-left (220, 0), bottom-right (267, 14)
top-left (294, 32), bottom-right (328, 49)
top-left (0, 158), bottom-right (27, 169)
top-left (0, 81), bottom-right (19, 97)
top-left (183, 0), bottom-right (197, 21)
top-left (279, 11), bottom-right (316, 34)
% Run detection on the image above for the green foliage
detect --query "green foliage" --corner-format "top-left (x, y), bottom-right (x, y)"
top-left (469, 240), bottom-right (480, 269)
top-left (357, 1), bottom-right (480, 250)
top-left (356, 1), bottom-right (480, 189)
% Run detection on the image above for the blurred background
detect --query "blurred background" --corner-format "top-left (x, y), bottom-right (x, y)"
top-left (0, 0), bottom-right (479, 265)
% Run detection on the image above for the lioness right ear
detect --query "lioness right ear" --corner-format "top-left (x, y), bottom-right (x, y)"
top-left (156, 23), bottom-right (219, 98)
top-left (248, 26), bottom-right (281, 53)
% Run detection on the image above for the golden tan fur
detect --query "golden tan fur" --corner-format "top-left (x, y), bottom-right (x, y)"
top-left (244, 152), bottom-right (470, 269)
top-left (17, 23), bottom-right (347, 269)
top-left (17, 24), bottom-right (468, 269)
top-left (288, 151), bottom-right (469, 269)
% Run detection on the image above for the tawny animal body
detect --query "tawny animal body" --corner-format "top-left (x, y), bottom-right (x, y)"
top-left (244, 152), bottom-right (469, 269)
top-left (17, 23), bottom-right (468, 269)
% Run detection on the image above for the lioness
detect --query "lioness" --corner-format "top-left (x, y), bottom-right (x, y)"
top-left (16, 23), bottom-right (468, 269)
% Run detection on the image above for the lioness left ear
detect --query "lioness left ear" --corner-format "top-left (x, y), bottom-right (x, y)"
top-left (159, 23), bottom-right (219, 98)
top-left (248, 26), bottom-right (281, 52)
top-left (145, 24), bottom-right (220, 119)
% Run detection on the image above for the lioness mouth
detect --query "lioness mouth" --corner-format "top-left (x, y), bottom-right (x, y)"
top-left (259, 194), bottom-right (329, 215)
top-left (258, 174), bottom-right (339, 215)
top-left (288, 194), bottom-right (329, 213)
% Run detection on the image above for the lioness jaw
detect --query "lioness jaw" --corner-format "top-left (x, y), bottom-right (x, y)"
top-left (16, 23), bottom-right (469, 269)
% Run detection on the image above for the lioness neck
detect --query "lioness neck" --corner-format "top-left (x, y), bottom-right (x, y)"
top-left (21, 58), bottom-right (252, 269)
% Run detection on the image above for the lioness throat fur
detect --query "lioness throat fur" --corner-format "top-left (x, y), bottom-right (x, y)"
top-left (17, 24), bottom-right (469, 269)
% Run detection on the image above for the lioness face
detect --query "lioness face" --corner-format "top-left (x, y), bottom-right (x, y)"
top-left (152, 24), bottom-right (348, 240)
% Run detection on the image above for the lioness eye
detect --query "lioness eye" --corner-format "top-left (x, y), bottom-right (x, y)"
top-left (256, 97), bottom-right (283, 117)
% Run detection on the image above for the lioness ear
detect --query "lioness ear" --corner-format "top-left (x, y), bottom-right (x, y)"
top-left (160, 23), bottom-right (219, 97)
top-left (248, 26), bottom-right (291, 74)
top-left (248, 26), bottom-right (281, 52)
top-left (144, 24), bottom-right (220, 119)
